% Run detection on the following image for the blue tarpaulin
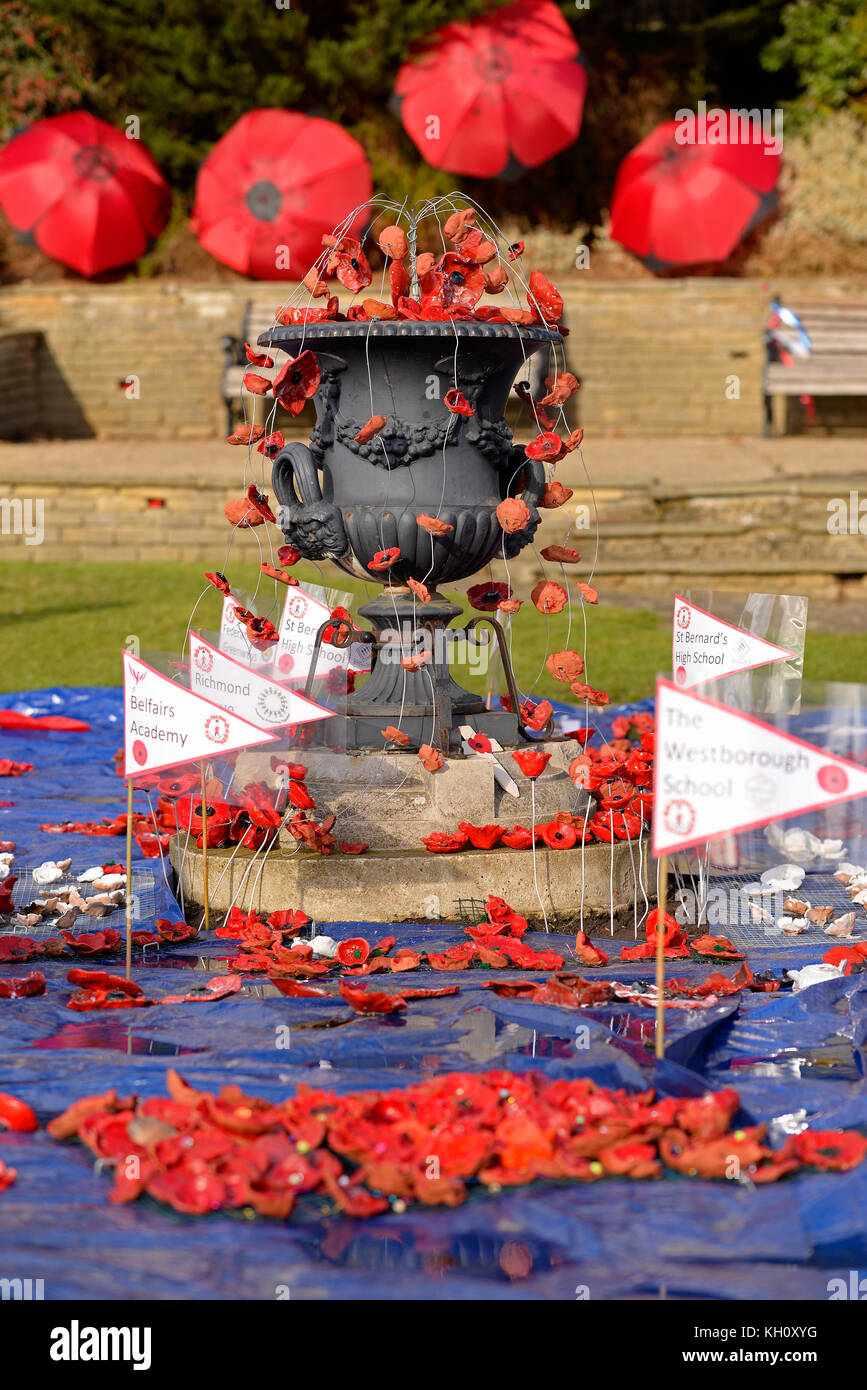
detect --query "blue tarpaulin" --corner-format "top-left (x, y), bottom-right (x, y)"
top-left (0, 686), bottom-right (865, 1300)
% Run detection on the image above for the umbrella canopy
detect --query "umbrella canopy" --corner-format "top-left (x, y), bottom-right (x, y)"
top-left (609, 119), bottom-right (780, 271)
top-left (0, 112), bottom-right (171, 277)
top-left (192, 110), bottom-right (371, 280)
top-left (392, 0), bottom-right (586, 178)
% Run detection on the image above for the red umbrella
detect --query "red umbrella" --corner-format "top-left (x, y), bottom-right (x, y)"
top-left (609, 119), bottom-right (780, 271)
top-left (392, 0), bottom-right (586, 178)
top-left (0, 112), bottom-right (171, 277)
top-left (192, 110), bottom-right (371, 280)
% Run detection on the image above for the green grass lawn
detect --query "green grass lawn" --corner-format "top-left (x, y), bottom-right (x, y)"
top-left (1, 562), bottom-right (864, 706)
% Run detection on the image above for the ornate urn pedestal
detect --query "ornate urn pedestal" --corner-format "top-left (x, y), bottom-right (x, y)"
top-left (267, 319), bottom-right (560, 752)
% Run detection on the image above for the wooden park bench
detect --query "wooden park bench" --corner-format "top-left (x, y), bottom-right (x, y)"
top-left (764, 302), bottom-right (867, 435)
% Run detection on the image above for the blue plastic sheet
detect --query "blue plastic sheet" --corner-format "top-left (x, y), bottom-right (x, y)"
top-left (1, 686), bottom-right (866, 1301)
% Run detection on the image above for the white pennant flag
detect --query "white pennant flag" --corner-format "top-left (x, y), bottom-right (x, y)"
top-left (189, 631), bottom-right (336, 731)
top-left (652, 676), bottom-right (867, 856)
top-left (273, 585), bottom-right (371, 682)
top-left (672, 594), bottom-right (794, 689)
top-left (123, 650), bottom-right (277, 777)
top-left (218, 594), bottom-right (276, 674)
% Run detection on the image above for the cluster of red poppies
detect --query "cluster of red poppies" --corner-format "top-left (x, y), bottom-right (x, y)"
top-left (0, 759), bottom-right (32, 777)
top-left (45, 1068), bottom-right (867, 1220)
top-left (421, 718), bottom-right (655, 853)
top-left (0, 915), bottom-right (197, 985)
top-left (489, 957), bottom-right (781, 1013)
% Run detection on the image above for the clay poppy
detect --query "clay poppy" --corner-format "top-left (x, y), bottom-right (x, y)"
top-left (205, 571), bottom-right (232, 596)
top-left (260, 562), bottom-right (298, 587)
top-left (571, 682), bottom-right (609, 707)
top-left (789, 1129), bottom-right (867, 1171)
top-left (498, 598), bottom-right (523, 614)
top-left (421, 831), bottom-right (468, 853)
top-left (388, 261), bottom-right (411, 305)
top-left (531, 581), bottom-right (568, 615)
top-left (539, 481), bottom-right (573, 509)
top-left (437, 253), bottom-right (486, 309)
top-left (459, 823), bottom-right (504, 850)
top-left (690, 935), bottom-right (744, 961)
top-left (362, 298), bottom-right (398, 320)
top-left (527, 270), bottom-right (563, 324)
top-left (418, 744), bottom-right (444, 772)
top-left (508, 241), bottom-right (524, 261)
top-left (443, 208), bottom-right (476, 243)
top-left (242, 371), bottom-right (271, 396)
top-left (337, 938), bottom-right (370, 967)
top-left (245, 484), bottom-right (276, 523)
top-left (576, 582), bottom-right (599, 604)
top-left (511, 750), bottom-right (551, 779)
top-left (397, 295), bottom-right (422, 319)
top-left (324, 234), bottom-right (372, 292)
top-left (444, 388), bottom-right (475, 417)
top-left (565, 427), bottom-right (585, 451)
top-left (226, 423), bottom-right (265, 446)
top-left (496, 498), bottom-right (531, 534)
top-left (417, 514), bottom-right (454, 536)
top-left (546, 649), bottom-right (584, 683)
top-left (378, 223), bottom-right (408, 260)
top-left (381, 725), bottom-right (411, 747)
top-left (0, 970), bottom-right (46, 999)
top-left (244, 344), bottom-right (274, 368)
top-left (276, 545), bottom-right (300, 569)
top-left (541, 821), bottom-right (577, 850)
top-left (355, 414), bottom-right (387, 444)
top-left (301, 267), bottom-right (329, 297)
top-left (538, 372), bottom-right (580, 406)
top-left (161, 974), bottom-right (242, 1005)
top-left (484, 266), bottom-right (509, 293)
top-left (408, 577), bottom-right (431, 604)
top-left (0, 876), bottom-right (17, 914)
top-left (0, 760), bottom-right (32, 777)
top-left (0, 1093), bottom-right (38, 1131)
top-left (525, 431), bottom-right (565, 462)
top-left (541, 546), bottom-right (582, 564)
top-left (368, 548), bottom-right (401, 572)
top-left (338, 981), bottom-right (405, 1015)
top-left (272, 349), bottom-right (321, 415)
top-left (225, 496), bottom-right (265, 528)
top-left (466, 581), bottom-right (511, 611)
top-left (524, 699), bottom-right (554, 732)
top-left (500, 826), bottom-right (536, 850)
top-left (257, 430), bottom-right (285, 458)
top-left (572, 931), bottom-right (609, 967)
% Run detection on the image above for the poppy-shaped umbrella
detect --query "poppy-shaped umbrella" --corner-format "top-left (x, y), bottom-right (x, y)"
top-left (192, 109), bottom-right (371, 280)
top-left (609, 119), bottom-right (780, 271)
top-left (392, 0), bottom-right (587, 179)
top-left (0, 112), bottom-right (171, 277)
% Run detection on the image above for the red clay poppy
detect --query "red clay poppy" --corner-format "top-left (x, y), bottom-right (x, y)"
top-left (437, 252), bottom-right (486, 309)
top-left (541, 821), bottom-right (577, 850)
top-left (338, 981), bottom-right (405, 1015)
top-left (378, 224), bottom-right (409, 260)
top-left (421, 832), bottom-right (468, 853)
top-left (576, 582), bottom-right (599, 604)
top-left (244, 344), bottom-right (274, 368)
top-left (541, 545), bottom-right (582, 564)
top-left (527, 270), bottom-right (563, 323)
top-left (225, 496), bottom-right (265, 528)
top-left (417, 513), bottom-right (454, 536)
top-left (0, 1093), bottom-right (38, 1131)
top-left (272, 349), bottom-right (321, 415)
top-left (242, 372), bottom-right (271, 396)
top-left (324, 234), bottom-right (372, 292)
top-left (570, 682), bottom-right (609, 707)
top-left (0, 970), bottom-right (46, 999)
top-left (389, 261), bottom-right (411, 304)
top-left (508, 241), bottom-right (525, 261)
top-left (444, 388), bottom-right (475, 417)
top-left (368, 547), bottom-right (401, 572)
top-left (418, 744), bottom-right (444, 772)
top-left (467, 581), bottom-right (511, 611)
top-left (539, 481), bottom-right (573, 509)
top-left (525, 431), bottom-right (565, 462)
top-left (565, 427), bottom-right (585, 451)
top-left (260, 563), bottom-right (298, 586)
top-left (205, 571), bottom-right (232, 595)
top-left (0, 876), bottom-right (17, 915)
top-left (484, 266), bottom-right (509, 293)
top-left (245, 484), bottom-right (276, 523)
top-left (408, 577), bottom-right (431, 603)
top-left (362, 298), bottom-right (398, 320)
top-left (498, 598), bottom-right (523, 614)
top-left (257, 430), bottom-right (284, 458)
top-left (301, 267), bottom-right (329, 297)
top-left (690, 935), bottom-right (744, 960)
top-left (337, 938), bottom-right (370, 967)
top-left (443, 208), bottom-right (476, 243)
top-left (531, 580), bottom-right (568, 614)
top-left (355, 414), bottom-right (387, 444)
top-left (382, 725), bottom-right (411, 747)
top-left (538, 372), bottom-right (580, 406)
top-left (511, 750), bottom-right (551, 779)
top-left (226, 423), bottom-right (265, 446)
top-left (789, 1130), bottom-right (867, 1171)
top-left (546, 649), bottom-right (584, 683)
top-left (338, 842), bottom-right (369, 855)
top-left (397, 295), bottom-right (422, 319)
top-left (496, 497), bottom-right (531, 534)
top-left (459, 822), bottom-right (504, 850)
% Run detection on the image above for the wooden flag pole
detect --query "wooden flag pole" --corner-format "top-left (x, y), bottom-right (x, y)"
top-left (200, 762), bottom-right (210, 934)
top-left (654, 853), bottom-right (669, 1059)
top-left (125, 780), bottom-right (134, 981)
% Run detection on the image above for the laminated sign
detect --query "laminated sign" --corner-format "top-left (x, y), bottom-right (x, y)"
top-left (189, 631), bottom-right (336, 731)
top-left (672, 594), bottom-right (794, 689)
top-left (122, 649), bottom-right (277, 777)
top-left (652, 676), bottom-right (867, 856)
top-left (273, 585), bottom-right (371, 682)
top-left (219, 594), bottom-right (276, 673)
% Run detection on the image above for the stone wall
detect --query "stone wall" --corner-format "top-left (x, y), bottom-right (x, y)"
top-left (0, 277), bottom-right (863, 441)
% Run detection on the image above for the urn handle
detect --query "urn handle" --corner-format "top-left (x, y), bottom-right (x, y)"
top-left (272, 440), bottom-right (323, 507)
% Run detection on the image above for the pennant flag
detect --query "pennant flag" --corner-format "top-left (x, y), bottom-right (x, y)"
top-left (653, 676), bottom-right (867, 855)
top-left (122, 650), bottom-right (277, 777)
top-left (219, 594), bottom-right (276, 673)
top-left (273, 585), bottom-right (370, 682)
top-left (189, 631), bottom-right (336, 731)
top-left (672, 593), bottom-right (794, 689)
